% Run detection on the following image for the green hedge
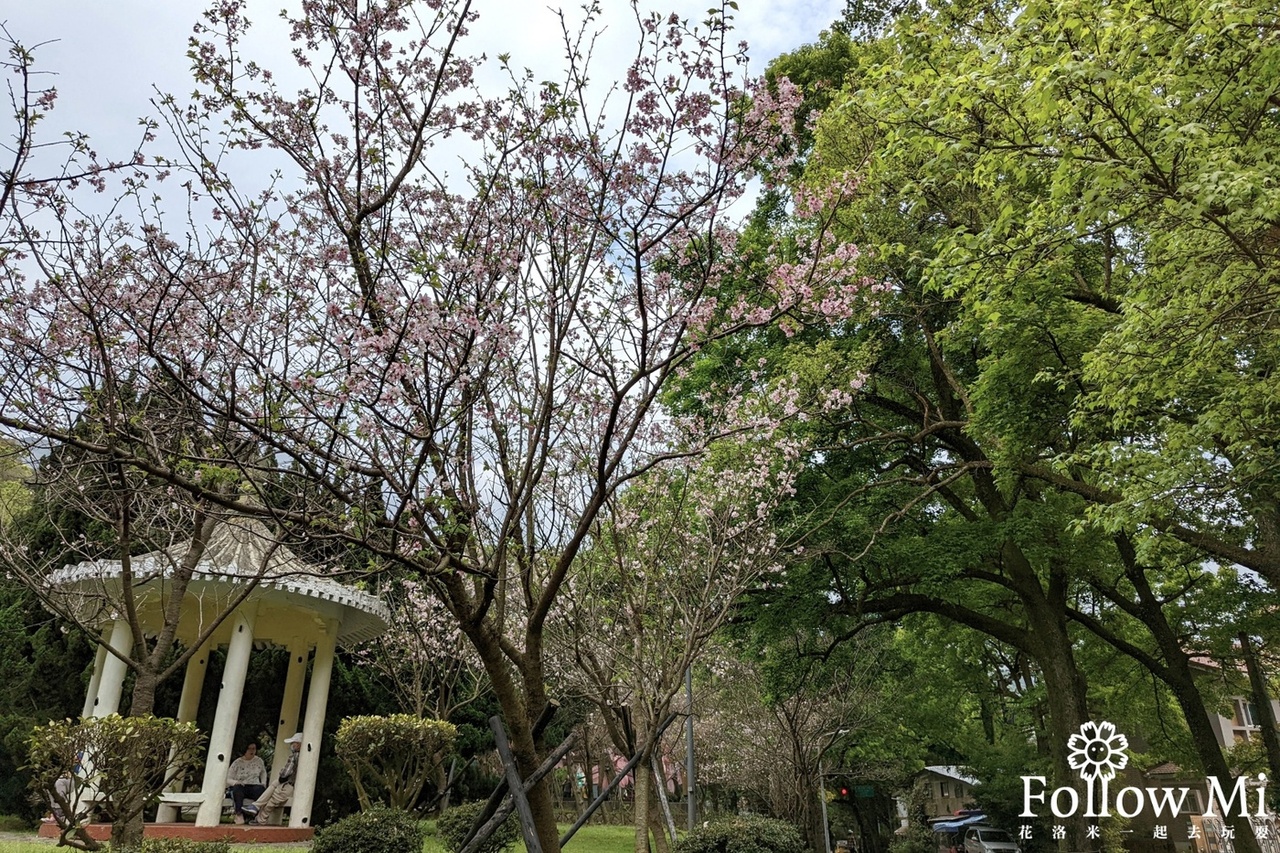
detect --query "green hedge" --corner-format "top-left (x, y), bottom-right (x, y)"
top-left (335, 714), bottom-right (457, 810)
top-left (674, 815), bottom-right (806, 853)
top-left (312, 806), bottom-right (425, 853)
top-left (436, 801), bottom-right (519, 853)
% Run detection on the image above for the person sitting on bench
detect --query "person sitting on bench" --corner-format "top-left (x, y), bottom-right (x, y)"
top-left (227, 742), bottom-right (267, 824)
top-left (243, 733), bottom-right (302, 825)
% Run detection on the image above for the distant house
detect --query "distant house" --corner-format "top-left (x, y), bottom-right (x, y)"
top-left (1206, 695), bottom-right (1280, 749)
top-left (1187, 654), bottom-right (1280, 750)
top-left (1134, 657), bottom-right (1280, 853)
top-left (917, 766), bottom-right (979, 820)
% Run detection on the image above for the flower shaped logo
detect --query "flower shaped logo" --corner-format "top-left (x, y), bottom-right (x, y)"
top-left (1067, 721), bottom-right (1129, 781)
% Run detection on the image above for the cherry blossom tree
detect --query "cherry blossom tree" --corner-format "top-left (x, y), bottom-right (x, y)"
top-left (550, 424), bottom-right (804, 853)
top-left (0, 2), bottom-right (865, 848)
top-left (0, 41), bottom-right (325, 853)
top-left (360, 577), bottom-right (487, 721)
top-left (693, 634), bottom-right (895, 853)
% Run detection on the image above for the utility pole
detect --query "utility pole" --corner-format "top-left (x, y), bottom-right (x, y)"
top-left (686, 667), bottom-right (696, 831)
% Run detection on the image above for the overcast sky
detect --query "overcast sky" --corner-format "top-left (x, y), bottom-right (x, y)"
top-left (5, 0), bottom-right (844, 170)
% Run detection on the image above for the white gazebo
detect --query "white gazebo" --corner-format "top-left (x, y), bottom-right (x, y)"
top-left (46, 517), bottom-right (390, 835)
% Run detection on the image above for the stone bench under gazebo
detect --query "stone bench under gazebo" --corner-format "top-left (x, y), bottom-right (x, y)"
top-left (40, 517), bottom-right (390, 842)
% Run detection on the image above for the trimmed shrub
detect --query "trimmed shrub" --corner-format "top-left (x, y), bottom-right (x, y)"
top-left (312, 806), bottom-right (425, 853)
top-left (26, 714), bottom-right (204, 844)
top-left (436, 801), bottom-right (519, 853)
top-left (675, 815), bottom-right (806, 853)
top-left (0, 814), bottom-right (29, 831)
top-left (335, 714), bottom-right (457, 810)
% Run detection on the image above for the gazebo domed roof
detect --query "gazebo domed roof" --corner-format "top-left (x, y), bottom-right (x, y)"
top-left (48, 517), bottom-right (390, 649)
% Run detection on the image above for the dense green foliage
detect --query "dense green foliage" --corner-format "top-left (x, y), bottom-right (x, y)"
top-left (436, 801), bottom-right (519, 853)
top-left (834, 0), bottom-right (1280, 585)
top-left (311, 807), bottom-right (425, 853)
top-left (0, 582), bottom-right (93, 819)
top-left (0, 441), bottom-right (31, 526)
top-left (335, 714), bottom-right (457, 811)
top-left (25, 715), bottom-right (204, 823)
top-left (673, 815), bottom-right (805, 853)
top-left (702, 0), bottom-right (1280, 848)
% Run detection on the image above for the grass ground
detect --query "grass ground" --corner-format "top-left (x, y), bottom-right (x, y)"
top-left (0, 820), bottom-right (641, 853)
top-left (419, 820), bottom-right (640, 853)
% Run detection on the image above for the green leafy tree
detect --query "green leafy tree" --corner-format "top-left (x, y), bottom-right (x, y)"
top-left (25, 714), bottom-right (204, 850)
top-left (800, 3), bottom-right (1280, 850)
top-left (830, 0), bottom-right (1280, 582)
top-left (695, 5), bottom-right (1280, 853)
top-left (335, 714), bottom-right (457, 812)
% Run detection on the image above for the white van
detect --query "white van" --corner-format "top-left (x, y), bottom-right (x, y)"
top-left (962, 826), bottom-right (1020, 853)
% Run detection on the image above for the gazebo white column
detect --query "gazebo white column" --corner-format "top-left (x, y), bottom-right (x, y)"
top-left (270, 639), bottom-right (309, 782)
top-left (173, 640), bottom-right (212, 725)
top-left (80, 643), bottom-right (109, 719)
top-left (89, 618), bottom-right (133, 718)
top-left (290, 619), bottom-right (337, 828)
top-left (195, 604), bottom-right (258, 826)
top-left (156, 641), bottom-right (211, 823)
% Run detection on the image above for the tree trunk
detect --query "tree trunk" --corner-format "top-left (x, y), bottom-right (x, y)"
top-left (1114, 544), bottom-right (1265, 853)
top-left (111, 662), bottom-right (157, 848)
top-left (635, 759), bottom-right (653, 853)
top-left (805, 771), bottom-right (827, 853)
top-left (791, 726), bottom-right (824, 853)
top-left (437, 760), bottom-right (452, 813)
top-left (509, 702), bottom-right (561, 853)
top-left (1240, 633), bottom-right (1280, 800)
top-left (1165, 652), bottom-right (1262, 853)
top-left (463, 620), bottom-right (562, 853)
top-left (112, 811), bottom-right (145, 850)
top-left (1026, 608), bottom-right (1091, 853)
top-left (126, 668), bottom-right (157, 717)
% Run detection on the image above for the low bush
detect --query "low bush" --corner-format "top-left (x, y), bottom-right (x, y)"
top-left (436, 801), bottom-right (519, 853)
top-left (675, 815), bottom-right (805, 853)
top-left (312, 806), bottom-right (425, 853)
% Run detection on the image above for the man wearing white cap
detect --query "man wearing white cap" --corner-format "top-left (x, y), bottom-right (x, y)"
top-left (242, 733), bottom-right (303, 825)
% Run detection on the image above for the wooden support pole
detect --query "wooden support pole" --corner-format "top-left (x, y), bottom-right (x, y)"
top-left (458, 732), bottom-right (577, 853)
top-left (490, 716), bottom-right (543, 853)
top-left (466, 702), bottom-right (558, 841)
top-left (653, 754), bottom-right (677, 845)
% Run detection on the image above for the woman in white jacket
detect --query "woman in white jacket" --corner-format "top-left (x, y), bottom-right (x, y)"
top-left (226, 742), bottom-right (267, 824)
